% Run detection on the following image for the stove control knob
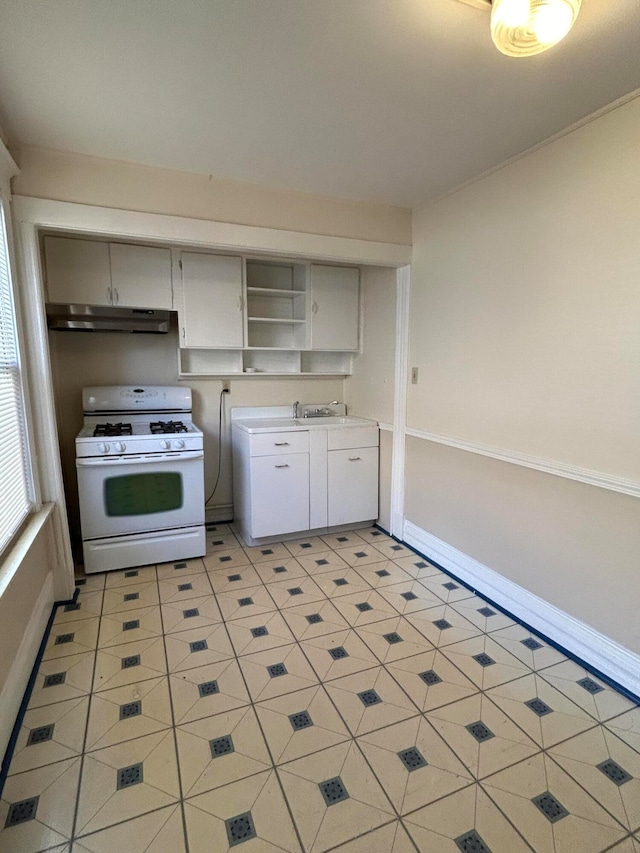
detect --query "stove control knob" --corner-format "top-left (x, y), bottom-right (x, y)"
top-left (98, 442), bottom-right (109, 454)
top-left (160, 440), bottom-right (171, 450)
top-left (114, 442), bottom-right (126, 453)
top-left (174, 439), bottom-right (185, 449)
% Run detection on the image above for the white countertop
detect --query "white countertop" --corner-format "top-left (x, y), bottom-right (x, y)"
top-left (232, 415), bottom-right (378, 434)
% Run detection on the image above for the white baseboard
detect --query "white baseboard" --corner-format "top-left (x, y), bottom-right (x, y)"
top-left (0, 571), bottom-right (54, 760)
top-left (205, 504), bottom-right (234, 524)
top-left (403, 520), bottom-right (640, 699)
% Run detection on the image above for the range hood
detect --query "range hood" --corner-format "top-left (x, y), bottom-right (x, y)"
top-left (46, 304), bottom-right (171, 333)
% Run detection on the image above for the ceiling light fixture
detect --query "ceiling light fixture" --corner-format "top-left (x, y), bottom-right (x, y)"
top-left (458, 0), bottom-right (582, 57)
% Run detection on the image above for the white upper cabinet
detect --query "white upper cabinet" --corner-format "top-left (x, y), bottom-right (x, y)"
top-left (310, 264), bottom-right (360, 351)
top-left (44, 236), bottom-right (172, 310)
top-left (44, 236), bottom-right (112, 305)
top-left (109, 243), bottom-right (172, 310)
top-left (179, 252), bottom-right (244, 349)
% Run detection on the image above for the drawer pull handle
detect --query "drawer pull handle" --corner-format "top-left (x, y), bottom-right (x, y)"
top-left (274, 442), bottom-right (290, 446)
top-left (275, 464), bottom-right (290, 468)
top-left (349, 457), bottom-right (362, 461)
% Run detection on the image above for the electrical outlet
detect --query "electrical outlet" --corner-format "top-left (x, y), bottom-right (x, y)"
top-left (222, 381), bottom-right (231, 393)
top-left (411, 367), bottom-right (419, 384)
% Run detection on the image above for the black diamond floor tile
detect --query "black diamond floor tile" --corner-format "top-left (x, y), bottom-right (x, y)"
top-left (358, 689), bottom-right (382, 707)
top-left (577, 677), bottom-right (605, 695)
top-left (472, 653), bottom-right (495, 667)
top-left (121, 655), bottom-right (140, 669)
top-left (455, 829), bottom-right (493, 852)
top-left (289, 711), bottom-right (313, 731)
top-left (117, 762), bottom-right (144, 789)
top-left (525, 698), bottom-right (553, 717)
top-left (268, 663), bottom-right (287, 678)
top-left (43, 671), bottom-right (66, 687)
top-left (210, 734), bottom-right (235, 758)
top-left (189, 640), bottom-right (208, 653)
top-left (419, 669), bottom-right (442, 686)
top-left (329, 646), bottom-right (349, 660)
top-left (306, 613), bottom-right (323, 624)
top-left (531, 791), bottom-right (569, 823)
top-left (466, 721), bottom-right (495, 743)
top-left (26, 724), bottom-right (54, 746)
top-left (251, 626), bottom-right (269, 638)
top-left (183, 608), bottom-right (200, 618)
top-left (383, 632), bottom-right (403, 644)
top-left (4, 796), bottom-right (39, 827)
top-left (226, 811), bottom-right (256, 846)
top-left (521, 637), bottom-right (543, 651)
top-left (398, 746), bottom-right (428, 771)
top-left (198, 680), bottom-right (219, 697)
top-left (319, 776), bottom-right (350, 806)
top-left (119, 700), bottom-right (142, 720)
top-left (597, 758), bottom-right (632, 785)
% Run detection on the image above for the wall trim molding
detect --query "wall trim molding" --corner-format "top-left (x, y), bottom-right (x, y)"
top-left (403, 520), bottom-right (640, 699)
top-left (0, 571), bottom-right (54, 760)
top-left (377, 422), bottom-right (393, 432)
top-left (405, 427), bottom-right (640, 499)
top-left (390, 265), bottom-right (411, 539)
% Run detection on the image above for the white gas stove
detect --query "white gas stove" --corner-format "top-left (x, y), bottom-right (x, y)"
top-left (75, 385), bottom-right (206, 573)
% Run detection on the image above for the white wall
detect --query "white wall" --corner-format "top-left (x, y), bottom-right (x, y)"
top-left (407, 95), bottom-right (640, 653)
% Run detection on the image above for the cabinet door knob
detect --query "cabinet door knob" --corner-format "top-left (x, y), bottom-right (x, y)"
top-left (274, 442), bottom-right (289, 446)
top-left (107, 286), bottom-right (112, 303)
top-left (312, 301), bottom-right (318, 315)
top-left (275, 464), bottom-right (290, 468)
top-left (348, 457), bottom-right (362, 461)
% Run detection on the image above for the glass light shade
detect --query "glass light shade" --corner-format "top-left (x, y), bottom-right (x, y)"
top-left (491, 0), bottom-right (581, 56)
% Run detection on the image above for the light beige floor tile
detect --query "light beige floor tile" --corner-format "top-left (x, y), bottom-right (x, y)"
top-left (486, 672), bottom-right (598, 748)
top-left (548, 725), bottom-right (640, 831)
top-left (332, 588), bottom-right (399, 627)
top-left (75, 572), bottom-right (106, 592)
top-left (253, 557), bottom-right (307, 585)
top-left (157, 572), bottom-right (213, 604)
top-left (73, 804), bottom-right (186, 852)
top-left (278, 740), bottom-right (394, 853)
top-left (105, 565), bottom-right (158, 589)
top-left (449, 594), bottom-right (516, 633)
top-left (440, 634), bottom-right (532, 690)
top-left (607, 707), bottom-right (640, 754)
top-left (311, 567), bottom-right (372, 600)
top-left (359, 716), bottom-right (473, 815)
top-left (489, 623), bottom-right (568, 671)
top-left (205, 532), bottom-right (241, 553)
top-left (27, 651), bottom-right (95, 709)
top-left (160, 594), bottom-right (222, 635)
top-left (392, 554), bottom-right (443, 578)
top-left (102, 581), bottom-right (160, 615)
top-left (156, 556), bottom-right (206, 579)
top-left (352, 560), bottom-right (413, 589)
top-left (53, 590), bottom-right (103, 623)
top-left (325, 666), bottom-right (418, 736)
top-left (540, 659), bottom-right (638, 723)
top-left (207, 563), bottom-right (263, 594)
top-left (93, 637), bottom-right (167, 693)
top-left (320, 531), bottom-right (367, 551)
top-left (43, 617), bottom-right (100, 660)
top-left (386, 648), bottom-right (479, 712)
top-left (281, 599), bottom-right (351, 640)
top-left (404, 784), bottom-right (532, 852)
top-left (296, 549), bottom-right (350, 575)
top-left (357, 616), bottom-right (436, 664)
top-left (168, 659), bottom-right (250, 725)
top-left (216, 584), bottom-right (277, 622)
top-left (332, 821), bottom-right (416, 852)
top-left (164, 622), bottom-right (234, 672)
top-left (98, 605), bottom-right (163, 647)
top-left (482, 752), bottom-right (626, 852)
top-left (426, 693), bottom-right (540, 780)
top-left (368, 540), bottom-right (414, 561)
top-left (226, 610), bottom-right (295, 657)
top-left (243, 542), bottom-right (293, 563)
top-left (238, 643), bottom-right (320, 702)
top-left (418, 574), bottom-right (476, 604)
top-left (176, 706), bottom-right (271, 797)
top-left (204, 522), bottom-right (233, 536)
top-left (266, 574), bottom-right (326, 609)
top-left (405, 603), bottom-right (482, 647)
top-left (338, 544), bottom-right (391, 568)
top-left (608, 838), bottom-right (640, 852)
top-left (0, 757), bottom-right (80, 853)
top-left (356, 527), bottom-right (394, 546)
top-left (85, 676), bottom-right (173, 752)
top-left (203, 547), bottom-right (255, 572)
top-left (376, 578), bottom-right (444, 614)
top-left (184, 770), bottom-right (301, 853)
top-left (255, 685), bottom-right (351, 764)
top-left (76, 730), bottom-right (180, 837)
top-left (299, 628), bottom-right (380, 681)
top-left (283, 536), bottom-right (328, 557)
top-left (7, 697), bottom-right (89, 775)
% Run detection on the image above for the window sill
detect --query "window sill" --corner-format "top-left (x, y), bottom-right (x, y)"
top-left (0, 504), bottom-right (54, 598)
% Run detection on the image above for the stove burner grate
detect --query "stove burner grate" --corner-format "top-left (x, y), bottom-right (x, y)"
top-left (150, 421), bottom-right (188, 434)
top-left (93, 422), bottom-right (133, 437)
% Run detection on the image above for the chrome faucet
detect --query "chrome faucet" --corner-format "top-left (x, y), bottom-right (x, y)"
top-left (293, 400), bottom-right (300, 418)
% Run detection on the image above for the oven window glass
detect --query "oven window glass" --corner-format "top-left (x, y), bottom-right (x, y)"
top-left (104, 472), bottom-right (183, 516)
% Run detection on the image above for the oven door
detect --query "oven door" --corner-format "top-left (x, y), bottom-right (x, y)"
top-left (76, 451), bottom-right (204, 540)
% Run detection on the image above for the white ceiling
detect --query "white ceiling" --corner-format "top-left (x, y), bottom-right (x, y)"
top-left (0, 0), bottom-right (638, 208)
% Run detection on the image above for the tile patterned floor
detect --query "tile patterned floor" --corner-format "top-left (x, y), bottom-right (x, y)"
top-left (1, 525), bottom-right (639, 853)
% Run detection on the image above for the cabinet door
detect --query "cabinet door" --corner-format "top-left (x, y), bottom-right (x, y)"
top-left (310, 265), bottom-right (359, 351)
top-left (180, 252), bottom-right (244, 348)
top-left (109, 243), bottom-right (172, 310)
top-left (44, 236), bottom-right (112, 305)
top-left (249, 453), bottom-right (309, 538)
top-left (328, 446), bottom-right (378, 526)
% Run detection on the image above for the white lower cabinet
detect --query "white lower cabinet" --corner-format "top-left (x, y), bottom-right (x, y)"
top-left (328, 446), bottom-right (379, 526)
top-left (249, 453), bottom-right (310, 538)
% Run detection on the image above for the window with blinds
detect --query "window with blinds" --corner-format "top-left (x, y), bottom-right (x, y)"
top-left (0, 199), bottom-right (32, 555)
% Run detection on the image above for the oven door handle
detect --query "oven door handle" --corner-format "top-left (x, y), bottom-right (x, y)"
top-left (76, 451), bottom-right (204, 467)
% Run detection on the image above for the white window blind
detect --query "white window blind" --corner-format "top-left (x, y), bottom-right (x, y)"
top-left (0, 199), bottom-right (31, 554)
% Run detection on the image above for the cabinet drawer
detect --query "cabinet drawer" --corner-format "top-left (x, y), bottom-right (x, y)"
top-left (249, 453), bottom-right (310, 538)
top-left (327, 426), bottom-right (378, 451)
top-left (249, 431), bottom-right (309, 456)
